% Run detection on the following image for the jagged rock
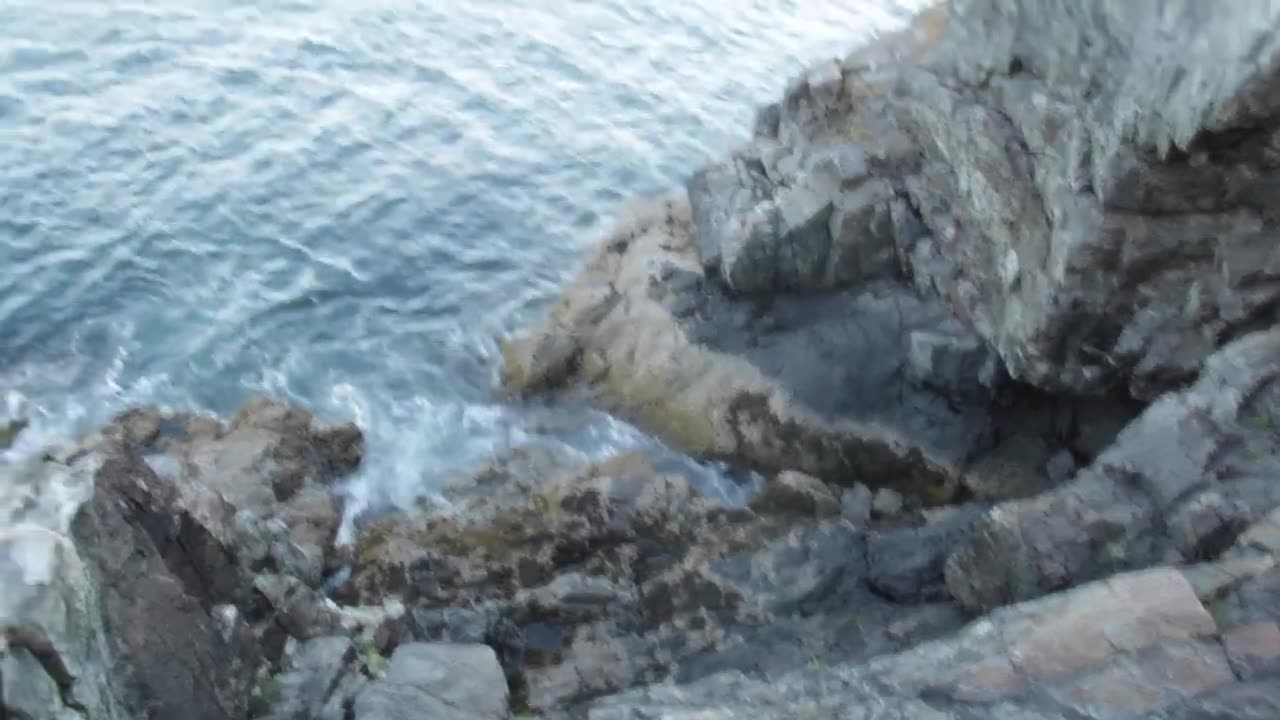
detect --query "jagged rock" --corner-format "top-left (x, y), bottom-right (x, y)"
top-left (947, 329), bottom-right (1280, 611)
top-left (352, 643), bottom-right (509, 720)
top-left (894, 0), bottom-right (1280, 397)
top-left (748, 470), bottom-right (840, 518)
top-left (500, 199), bottom-right (1036, 503)
top-left (260, 636), bottom-right (361, 720)
top-left (0, 397), bottom-right (365, 720)
top-left (346, 453), bottom-right (970, 712)
top-left (585, 568), bottom-right (1242, 720)
top-left (867, 504), bottom-right (984, 603)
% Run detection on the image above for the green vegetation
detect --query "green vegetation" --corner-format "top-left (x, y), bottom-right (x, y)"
top-left (248, 677), bottom-right (281, 718)
top-left (358, 645), bottom-right (388, 677)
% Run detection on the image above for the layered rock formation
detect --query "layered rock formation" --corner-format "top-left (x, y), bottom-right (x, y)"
top-left (1, 399), bottom-right (370, 720)
top-left (7, 0), bottom-right (1280, 718)
top-left (493, 0), bottom-right (1280, 717)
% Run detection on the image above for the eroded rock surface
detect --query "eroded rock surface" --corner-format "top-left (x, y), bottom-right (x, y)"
top-left (947, 329), bottom-right (1280, 612)
top-left (500, 197), bottom-right (1131, 504)
top-left (0, 398), bottom-right (365, 720)
top-left (345, 455), bottom-right (973, 714)
top-left (585, 568), bottom-right (1277, 720)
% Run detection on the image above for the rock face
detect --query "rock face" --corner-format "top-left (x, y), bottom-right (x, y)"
top-left (909, 0), bottom-right (1280, 398)
top-left (9, 0), bottom-right (1280, 718)
top-left (503, 0), bottom-right (1280, 502)
top-left (492, 0), bottom-right (1280, 717)
top-left (0, 398), bottom-right (365, 720)
top-left (586, 568), bottom-right (1280, 720)
top-left (345, 453), bottom-right (971, 713)
top-left (947, 329), bottom-right (1280, 611)
top-left (499, 196), bottom-right (1133, 503)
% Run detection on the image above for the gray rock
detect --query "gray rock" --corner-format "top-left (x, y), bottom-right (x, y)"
top-left (585, 568), bottom-right (1228, 720)
top-left (353, 643), bottom-right (508, 720)
top-left (264, 636), bottom-right (359, 720)
top-left (947, 330), bottom-right (1280, 611)
top-left (1044, 450), bottom-right (1076, 486)
top-left (962, 433), bottom-right (1055, 502)
top-left (0, 397), bottom-right (365, 720)
top-left (1, 647), bottom-right (81, 720)
top-left (74, 451), bottom-right (264, 720)
top-left (896, 0), bottom-right (1280, 397)
top-left (688, 156), bottom-right (773, 279)
top-left (749, 470), bottom-right (840, 518)
top-left (500, 198), bottom-right (1020, 500)
top-left (867, 504), bottom-right (984, 602)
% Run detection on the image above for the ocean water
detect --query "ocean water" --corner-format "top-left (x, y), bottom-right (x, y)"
top-left (0, 0), bottom-right (919, 514)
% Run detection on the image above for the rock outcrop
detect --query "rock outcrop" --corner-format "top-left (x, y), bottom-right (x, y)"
top-left (503, 0), bottom-right (1280, 503)
top-left (585, 567), bottom-right (1280, 720)
top-left (8, 0), bottom-right (1280, 718)
top-left (947, 329), bottom-right (1280, 611)
top-left (0, 398), bottom-right (366, 720)
top-left (499, 195), bottom-right (1135, 503)
top-left (493, 0), bottom-right (1280, 717)
top-left (343, 451), bottom-right (971, 714)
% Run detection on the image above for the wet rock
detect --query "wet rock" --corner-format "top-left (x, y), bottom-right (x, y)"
top-left (77, 451), bottom-right (263, 719)
top-left (352, 643), bottom-right (509, 720)
top-left (748, 470), bottom-right (840, 518)
top-left (947, 330), bottom-right (1280, 611)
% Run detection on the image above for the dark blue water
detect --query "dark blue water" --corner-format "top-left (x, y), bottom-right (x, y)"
top-left (0, 0), bottom-right (917, 511)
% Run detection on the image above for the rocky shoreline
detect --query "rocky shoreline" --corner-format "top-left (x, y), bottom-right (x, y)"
top-left (6, 1), bottom-right (1280, 718)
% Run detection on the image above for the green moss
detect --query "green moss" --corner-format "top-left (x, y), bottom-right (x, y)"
top-left (359, 645), bottom-right (388, 677)
top-left (248, 677), bottom-right (281, 718)
top-left (1207, 599), bottom-right (1231, 627)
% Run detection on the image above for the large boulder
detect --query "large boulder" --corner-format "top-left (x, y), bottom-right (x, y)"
top-left (353, 643), bottom-right (509, 720)
top-left (946, 329), bottom-right (1280, 612)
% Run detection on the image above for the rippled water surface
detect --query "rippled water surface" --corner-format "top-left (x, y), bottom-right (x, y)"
top-left (1, 0), bottom-right (917, 510)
